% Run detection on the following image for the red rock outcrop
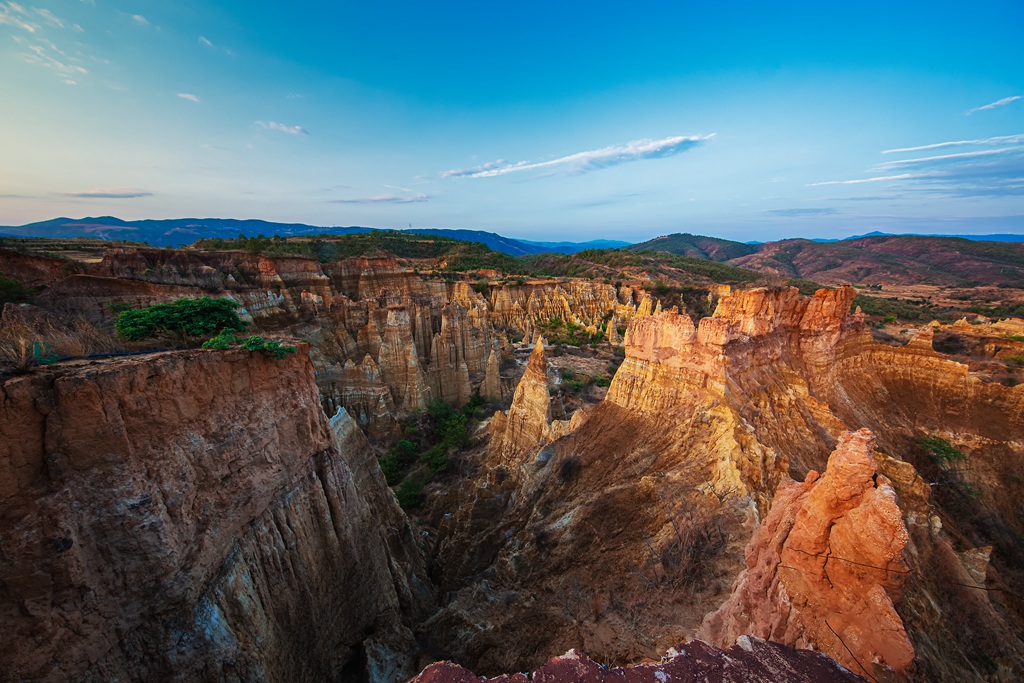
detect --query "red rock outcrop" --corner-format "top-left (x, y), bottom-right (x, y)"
top-left (0, 347), bottom-right (432, 682)
top-left (699, 429), bottom-right (913, 681)
top-left (411, 640), bottom-right (867, 683)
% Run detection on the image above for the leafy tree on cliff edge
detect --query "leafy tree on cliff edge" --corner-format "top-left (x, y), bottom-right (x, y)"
top-left (116, 297), bottom-right (246, 345)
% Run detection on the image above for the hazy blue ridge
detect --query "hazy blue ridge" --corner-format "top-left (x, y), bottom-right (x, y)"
top-left (0, 217), bottom-right (626, 255)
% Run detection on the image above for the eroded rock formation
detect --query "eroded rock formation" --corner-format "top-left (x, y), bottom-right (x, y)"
top-left (1, 245), bottom-right (638, 435)
top-left (421, 284), bottom-right (1024, 681)
top-left (699, 429), bottom-right (913, 681)
top-left (488, 338), bottom-right (555, 468)
top-left (0, 347), bottom-right (432, 682)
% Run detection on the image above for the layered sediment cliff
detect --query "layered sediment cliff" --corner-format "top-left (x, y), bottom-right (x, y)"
top-left (0, 347), bottom-right (432, 682)
top-left (3, 246), bottom-right (638, 436)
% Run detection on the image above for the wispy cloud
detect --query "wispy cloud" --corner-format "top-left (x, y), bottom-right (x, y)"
top-left (877, 147), bottom-right (1019, 169)
top-left (177, 92), bottom-right (201, 103)
top-left (329, 194), bottom-right (429, 204)
top-left (131, 14), bottom-right (148, 25)
top-left (17, 37), bottom-right (88, 83)
top-left (0, 3), bottom-right (39, 32)
top-left (441, 134), bottom-right (714, 179)
top-left (33, 8), bottom-right (63, 28)
top-left (808, 173), bottom-right (919, 187)
top-left (62, 188), bottom-right (153, 199)
top-left (813, 136), bottom-right (1024, 197)
top-left (256, 121), bottom-right (309, 135)
top-left (883, 134), bottom-right (1024, 154)
top-left (967, 95), bottom-right (1021, 115)
top-left (199, 35), bottom-right (234, 56)
top-left (766, 208), bottom-right (838, 217)
top-left (828, 195), bottom-right (895, 202)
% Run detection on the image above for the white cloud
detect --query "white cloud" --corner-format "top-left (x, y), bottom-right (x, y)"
top-left (329, 194), bottom-right (429, 204)
top-left (199, 35), bottom-right (233, 55)
top-left (808, 174), bottom-right (919, 187)
top-left (19, 38), bottom-right (88, 81)
top-left (177, 92), bottom-right (201, 103)
top-left (0, 3), bottom-right (39, 32)
top-left (131, 14), bottom-right (149, 26)
top-left (967, 95), bottom-right (1021, 115)
top-left (62, 188), bottom-right (153, 198)
top-left (256, 120), bottom-right (309, 135)
top-left (883, 134), bottom-right (1024, 154)
top-left (878, 147), bottom-right (1020, 169)
top-left (811, 137), bottom-right (1024, 197)
top-left (33, 8), bottom-right (63, 28)
top-left (441, 134), bottom-right (714, 179)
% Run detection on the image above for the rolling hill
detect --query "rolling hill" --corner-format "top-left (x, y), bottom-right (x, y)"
top-left (629, 232), bottom-right (1024, 287)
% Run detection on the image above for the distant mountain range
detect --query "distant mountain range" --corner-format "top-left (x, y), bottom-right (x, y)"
top-left (0, 217), bottom-right (630, 256)
top-left (810, 231), bottom-right (1024, 244)
top-left (628, 232), bottom-right (1024, 287)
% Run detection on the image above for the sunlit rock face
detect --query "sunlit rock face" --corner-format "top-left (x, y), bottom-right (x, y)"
top-left (699, 429), bottom-right (913, 681)
top-left (488, 338), bottom-right (555, 469)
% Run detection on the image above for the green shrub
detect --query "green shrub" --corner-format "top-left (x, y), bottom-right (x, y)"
top-left (918, 436), bottom-right (968, 465)
top-left (0, 273), bottom-right (36, 306)
top-left (420, 444), bottom-right (449, 476)
top-left (591, 374), bottom-right (611, 387)
top-left (240, 336), bottom-right (298, 359)
top-left (563, 379), bottom-right (585, 392)
top-left (116, 297), bottom-right (245, 344)
top-left (201, 328), bottom-right (238, 350)
top-left (396, 477), bottom-right (424, 509)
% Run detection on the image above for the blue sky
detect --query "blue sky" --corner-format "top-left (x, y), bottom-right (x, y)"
top-left (1, 1), bottom-right (1022, 242)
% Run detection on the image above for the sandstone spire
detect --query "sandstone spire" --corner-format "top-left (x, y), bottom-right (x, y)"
top-left (482, 346), bottom-right (503, 399)
top-left (488, 337), bottom-right (552, 467)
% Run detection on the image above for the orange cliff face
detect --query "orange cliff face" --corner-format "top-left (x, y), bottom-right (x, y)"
top-left (699, 429), bottom-right (913, 681)
top-left (0, 347), bottom-right (432, 682)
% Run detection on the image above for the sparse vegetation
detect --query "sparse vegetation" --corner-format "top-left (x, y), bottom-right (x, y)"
top-left (0, 273), bottom-right (37, 306)
top-left (918, 436), bottom-right (968, 465)
top-left (537, 317), bottom-right (605, 347)
top-left (381, 395), bottom-right (488, 509)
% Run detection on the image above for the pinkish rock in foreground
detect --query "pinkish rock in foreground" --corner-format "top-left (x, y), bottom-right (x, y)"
top-left (410, 638), bottom-right (866, 683)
